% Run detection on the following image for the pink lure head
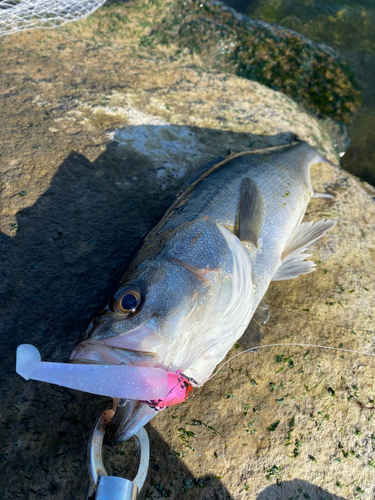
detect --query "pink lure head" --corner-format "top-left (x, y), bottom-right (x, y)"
top-left (145, 371), bottom-right (194, 409)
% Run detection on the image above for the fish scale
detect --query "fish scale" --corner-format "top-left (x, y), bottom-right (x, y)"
top-left (153, 141), bottom-right (320, 311)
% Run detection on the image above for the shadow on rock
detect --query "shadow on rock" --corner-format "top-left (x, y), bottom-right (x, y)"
top-left (136, 427), bottom-right (232, 500)
top-left (257, 479), bottom-right (347, 500)
top-left (0, 125), bottom-right (293, 499)
top-left (0, 126), bottom-right (293, 364)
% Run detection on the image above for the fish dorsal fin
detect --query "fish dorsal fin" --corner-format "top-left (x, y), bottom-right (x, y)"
top-left (273, 219), bottom-right (336, 281)
top-left (238, 177), bottom-right (265, 246)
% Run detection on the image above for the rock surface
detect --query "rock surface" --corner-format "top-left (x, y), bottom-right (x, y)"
top-left (142, 0), bottom-right (361, 125)
top-left (0, 2), bottom-right (375, 500)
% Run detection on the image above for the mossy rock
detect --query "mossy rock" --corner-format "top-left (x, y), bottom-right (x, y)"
top-left (141, 0), bottom-right (361, 124)
top-left (245, 0), bottom-right (375, 57)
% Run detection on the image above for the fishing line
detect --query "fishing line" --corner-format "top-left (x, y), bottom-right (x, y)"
top-left (207, 343), bottom-right (375, 382)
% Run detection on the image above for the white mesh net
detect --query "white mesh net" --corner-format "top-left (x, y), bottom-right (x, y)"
top-left (0, 0), bottom-right (107, 36)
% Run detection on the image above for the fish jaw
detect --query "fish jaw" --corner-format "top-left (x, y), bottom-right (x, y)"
top-left (69, 331), bottom-right (162, 445)
top-left (105, 399), bottom-right (158, 445)
top-left (69, 314), bottom-right (162, 365)
top-left (69, 338), bottom-right (159, 367)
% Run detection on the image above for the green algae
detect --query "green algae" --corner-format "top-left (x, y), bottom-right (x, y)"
top-left (178, 427), bottom-right (196, 442)
top-left (266, 464), bottom-right (283, 484)
top-left (190, 419), bottom-right (223, 437)
top-left (243, 403), bottom-right (251, 416)
top-left (328, 386), bottom-right (335, 396)
top-left (141, 0), bottom-right (360, 124)
top-left (268, 419), bottom-right (280, 432)
top-left (269, 382), bottom-right (278, 391)
top-left (290, 439), bottom-right (303, 458)
top-left (285, 415), bottom-right (295, 445)
top-left (246, 0), bottom-right (375, 57)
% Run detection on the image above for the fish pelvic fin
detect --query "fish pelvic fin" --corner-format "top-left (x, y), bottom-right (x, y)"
top-left (238, 318), bottom-right (263, 351)
top-left (238, 300), bottom-right (269, 351)
top-left (273, 219), bottom-right (336, 281)
top-left (238, 177), bottom-right (265, 247)
top-left (253, 299), bottom-right (270, 324)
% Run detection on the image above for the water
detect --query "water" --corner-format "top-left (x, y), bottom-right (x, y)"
top-left (222, 0), bottom-right (375, 186)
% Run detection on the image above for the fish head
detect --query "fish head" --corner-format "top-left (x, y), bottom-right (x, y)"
top-left (70, 217), bottom-right (252, 443)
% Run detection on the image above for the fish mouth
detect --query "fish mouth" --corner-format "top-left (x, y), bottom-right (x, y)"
top-left (69, 340), bottom-right (159, 366)
top-left (69, 321), bottom-right (161, 366)
top-left (69, 326), bottom-right (161, 443)
top-left (69, 342), bottom-right (160, 443)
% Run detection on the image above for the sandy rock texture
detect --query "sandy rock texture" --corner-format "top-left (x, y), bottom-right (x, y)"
top-left (0, 1), bottom-right (375, 500)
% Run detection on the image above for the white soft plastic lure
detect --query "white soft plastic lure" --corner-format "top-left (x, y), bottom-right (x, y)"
top-left (16, 344), bottom-right (169, 400)
top-left (67, 139), bottom-right (336, 443)
top-left (16, 344), bottom-right (194, 406)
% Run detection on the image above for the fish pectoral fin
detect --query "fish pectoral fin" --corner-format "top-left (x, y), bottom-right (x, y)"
top-left (238, 177), bottom-right (265, 246)
top-left (272, 219), bottom-right (336, 281)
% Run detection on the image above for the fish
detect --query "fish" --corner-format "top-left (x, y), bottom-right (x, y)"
top-left (69, 139), bottom-right (336, 444)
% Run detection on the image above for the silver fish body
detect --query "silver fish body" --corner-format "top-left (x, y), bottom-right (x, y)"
top-left (70, 140), bottom-right (336, 443)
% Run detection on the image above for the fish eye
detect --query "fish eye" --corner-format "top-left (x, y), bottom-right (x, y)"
top-left (112, 285), bottom-right (142, 316)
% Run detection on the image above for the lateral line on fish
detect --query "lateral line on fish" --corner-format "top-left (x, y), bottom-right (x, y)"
top-left (207, 343), bottom-right (375, 382)
top-left (267, 302), bottom-right (375, 334)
